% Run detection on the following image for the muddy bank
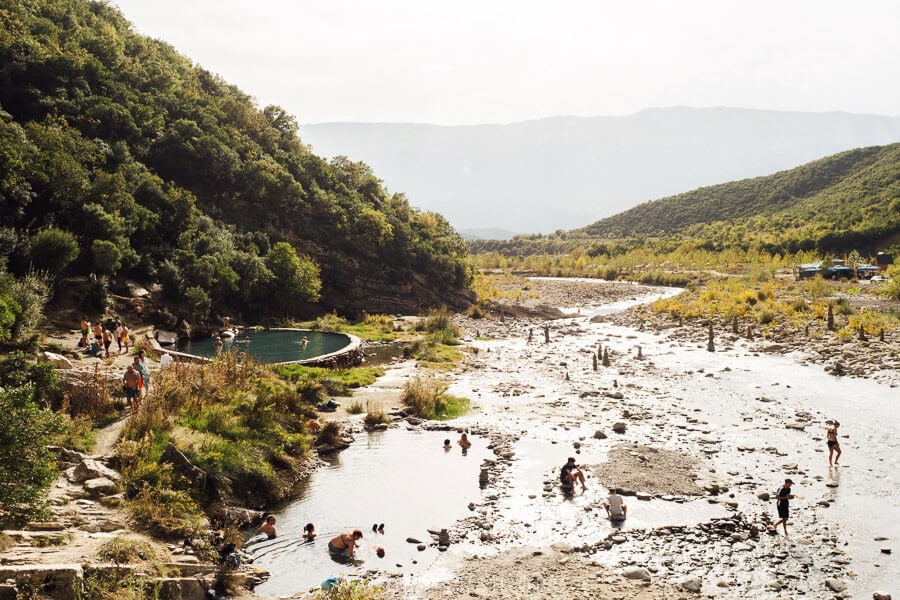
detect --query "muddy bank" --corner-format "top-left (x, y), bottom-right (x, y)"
top-left (385, 546), bottom-right (697, 600)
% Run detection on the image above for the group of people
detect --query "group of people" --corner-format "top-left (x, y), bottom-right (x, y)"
top-left (256, 515), bottom-right (383, 562)
top-left (121, 349), bottom-right (168, 414)
top-left (558, 418), bottom-right (844, 535)
top-left (443, 432), bottom-right (472, 454)
top-left (559, 457), bottom-right (628, 520)
top-left (80, 315), bottom-right (130, 358)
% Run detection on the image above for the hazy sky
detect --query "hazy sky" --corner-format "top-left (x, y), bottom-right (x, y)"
top-left (111, 0), bottom-right (900, 125)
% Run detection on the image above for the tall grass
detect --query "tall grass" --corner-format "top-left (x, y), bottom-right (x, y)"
top-left (401, 378), bottom-right (470, 420)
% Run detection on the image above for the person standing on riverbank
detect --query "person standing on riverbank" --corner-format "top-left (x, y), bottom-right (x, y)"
top-left (80, 316), bottom-right (89, 347)
top-left (123, 365), bottom-right (141, 415)
top-left (827, 421), bottom-right (842, 465)
top-left (771, 478), bottom-right (794, 536)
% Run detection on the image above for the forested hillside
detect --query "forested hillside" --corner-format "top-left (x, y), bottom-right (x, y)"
top-left (0, 0), bottom-right (471, 322)
top-left (471, 144), bottom-right (900, 256)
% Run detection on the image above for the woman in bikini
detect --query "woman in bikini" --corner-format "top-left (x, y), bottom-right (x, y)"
top-left (328, 529), bottom-right (363, 559)
top-left (826, 420), bottom-right (841, 465)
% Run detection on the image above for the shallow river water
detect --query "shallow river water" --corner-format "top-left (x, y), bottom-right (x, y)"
top-left (253, 282), bottom-right (897, 597)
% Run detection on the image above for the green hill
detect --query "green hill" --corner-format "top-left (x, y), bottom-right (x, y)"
top-left (0, 0), bottom-right (471, 321)
top-left (580, 144), bottom-right (900, 252)
top-left (471, 144), bottom-right (900, 256)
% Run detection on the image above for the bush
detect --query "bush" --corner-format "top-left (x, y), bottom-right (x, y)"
top-left (313, 312), bottom-right (348, 332)
top-left (311, 579), bottom-right (385, 600)
top-left (0, 352), bottom-right (58, 404)
top-left (401, 378), bottom-right (470, 420)
top-left (757, 309), bottom-right (776, 325)
top-left (0, 386), bottom-right (65, 527)
top-left (363, 402), bottom-right (388, 427)
top-left (127, 483), bottom-right (205, 538)
top-left (316, 421), bottom-right (342, 446)
top-left (833, 297), bottom-right (854, 316)
top-left (347, 401), bottom-right (364, 414)
top-left (97, 537), bottom-right (161, 565)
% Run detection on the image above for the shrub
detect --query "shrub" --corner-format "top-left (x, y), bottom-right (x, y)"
top-left (756, 309), bottom-right (776, 325)
top-left (97, 537), bottom-right (161, 565)
top-left (401, 378), bottom-right (470, 420)
top-left (466, 304), bottom-right (485, 319)
top-left (316, 421), bottom-right (341, 446)
top-left (310, 579), bottom-right (386, 600)
top-left (363, 402), bottom-right (389, 427)
top-left (0, 386), bottom-right (65, 527)
top-left (833, 297), bottom-right (854, 316)
top-left (348, 401), bottom-right (364, 414)
top-left (420, 306), bottom-right (456, 335)
top-left (127, 483), bottom-right (205, 538)
top-left (0, 352), bottom-right (58, 403)
top-left (313, 312), bottom-right (348, 332)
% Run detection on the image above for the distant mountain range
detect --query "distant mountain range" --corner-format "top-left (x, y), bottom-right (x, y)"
top-left (301, 107), bottom-right (900, 233)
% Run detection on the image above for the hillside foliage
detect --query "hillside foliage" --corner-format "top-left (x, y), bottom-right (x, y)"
top-left (0, 0), bottom-right (471, 321)
top-left (471, 144), bottom-right (900, 257)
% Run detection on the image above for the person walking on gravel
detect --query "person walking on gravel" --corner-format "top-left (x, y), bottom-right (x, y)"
top-left (770, 478), bottom-right (794, 536)
top-left (826, 420), bottom-right (842, 465)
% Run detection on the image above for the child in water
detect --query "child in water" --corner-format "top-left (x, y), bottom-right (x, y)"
top-left (303, 523), bottom-right (316, 540)
top-left (443, 439), bottom-right (452, 452)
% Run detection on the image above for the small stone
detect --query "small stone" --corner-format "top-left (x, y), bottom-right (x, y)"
top-left (824, 578), bottom-right (847, 593)
top-left (612, 422), bottom-right (627, 434)
top-left (677, 576), bottom-right (702, 593)
top-left (593, 430), bottom-right (607, 440)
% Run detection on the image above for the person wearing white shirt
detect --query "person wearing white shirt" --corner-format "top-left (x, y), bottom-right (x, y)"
top-left (604, 487), bottom-right (627, 520)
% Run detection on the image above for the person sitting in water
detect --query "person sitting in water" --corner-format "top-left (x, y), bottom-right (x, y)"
top-left (604, 487), bottom-right (627, 520)
top-left (560, 457), bottom-right (587, 491)
top-left (303, 523), bottom-right (317, 541)
top-left (259, 515), bottom-right (277, 539)
top-left (443, 439), bottom-right (452, 452)
top-left (373, 545), bottom-right (386, 558)
top-left (301, 336), bottom-right (309, 347)
top-left (328, 530), bottom-right (363, 559)
top-left (457, 433), bottom-right (472, 448)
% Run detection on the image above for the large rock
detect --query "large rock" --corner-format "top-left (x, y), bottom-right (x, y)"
top-left (43, 352), bottom-right (74, 370)
top-left (0, 564), bottom-right (83, 600)
top-left (156, 330), bottom-right (178, 346)
top-left (612, 422), bottom-right (627, 434)
top-left (72, 458), bottom-right (121, 483)
top-left (824, 578), bottom-right (847, 592)
top-left (161, 443), bottom-right (207, 495)
top-left (678, 576), bottom-right (703, 593)
top-left (620, 566), bottom-right (651, 581)
top-left (872, 592), bottom-right (892, 600)
top-left (83, 477), bottom-right (119, 497)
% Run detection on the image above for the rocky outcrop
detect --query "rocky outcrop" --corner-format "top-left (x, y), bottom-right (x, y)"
top-left (161, 443), bottom-right (207, 496)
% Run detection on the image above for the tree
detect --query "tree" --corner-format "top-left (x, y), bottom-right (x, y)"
top-left (264, 242), bottom-right (321, 316)
top-left (0, 386), bottom-right (63, 528)
top-left (846, 249), bottom-right (863, 279)
top-left (91, 239), bottom-right (122, 276)
top-left (29, 228), bottom-right (79, 276)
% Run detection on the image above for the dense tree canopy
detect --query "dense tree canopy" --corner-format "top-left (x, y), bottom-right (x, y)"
top-left (0, 0), bottom-right (472, 319)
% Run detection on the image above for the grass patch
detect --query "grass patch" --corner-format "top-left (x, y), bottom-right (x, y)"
top-left (51, 414), bottom-right (97, 452)
top-left (273, 365), bottom-right (384, 395)
top-left (401, 378), bottom-right (471, 420)
top-left (363, 401), bottom-right (389, 427)
top-left (0, 533), bottom-right (13, 552)
top-left (310, 579), bottom-right (386, 600)
top-left (348, 400), bottom-right (364, 414)
top-left (126, 483), bottom-right (206, 538)
top-left (403, 339), bottom-right (464, 366)
top-left (97, 537), bottom-right (161, 564)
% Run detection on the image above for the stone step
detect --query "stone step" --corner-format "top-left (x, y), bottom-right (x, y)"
top-left (23, 523), bottom-right (67, 532)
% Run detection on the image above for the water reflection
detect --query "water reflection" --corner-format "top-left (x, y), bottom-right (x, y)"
top-left (251, 429), bottom-right (491, 598)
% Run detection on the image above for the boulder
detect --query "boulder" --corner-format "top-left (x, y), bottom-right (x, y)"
top-left (161, 443), bottom-right (207, 495)
top-left (156, 330), bottom-right (178, 346)
top-left (593, 430), bottom-right (607, 440)
top-left (872, 593), bottom-right (892, 600)
top-left (72, 458), bottom-right (121, 483)
top-left (0, 564), bottom-right (83, 600)
top-left (43, 352), bottom-right (74, 369)
top-left (621, 566), bottom-right (651, 581)
top-left (824, 578), bottom-right (847, 593)
top-left (678, 576), bottom-right (703, 593)
top-left (612, 422), bottom-right (627, 434)
top-left (83, 477), bottom-right (119, 497)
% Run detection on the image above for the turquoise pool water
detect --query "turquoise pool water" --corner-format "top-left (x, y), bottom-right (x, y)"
top-left (179, 329), bottom-right (351, 364)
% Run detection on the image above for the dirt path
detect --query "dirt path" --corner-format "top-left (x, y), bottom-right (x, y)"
top-left (0, 415), bottom-right (168, 568)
